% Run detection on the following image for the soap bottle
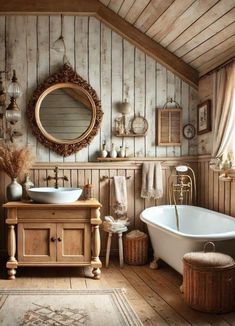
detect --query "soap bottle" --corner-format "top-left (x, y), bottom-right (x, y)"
top-left (110, 143), bottom-right (117, 158)
top-left (22, 173), bottom-right (34, 202)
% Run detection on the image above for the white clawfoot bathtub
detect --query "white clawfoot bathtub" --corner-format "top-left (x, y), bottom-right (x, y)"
top-left (140, 205), bottom-right (235, 274)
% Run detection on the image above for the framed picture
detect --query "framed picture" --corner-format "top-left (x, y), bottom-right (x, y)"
top-left (197, 100), bottom-right (211, 134)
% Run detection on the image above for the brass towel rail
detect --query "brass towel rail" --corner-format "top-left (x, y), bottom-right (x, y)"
top-left (100, 175), bottom-right (131, 182)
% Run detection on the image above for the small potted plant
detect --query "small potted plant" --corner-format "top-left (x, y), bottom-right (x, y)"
top-left (0, 144), bottom-right (34, 201)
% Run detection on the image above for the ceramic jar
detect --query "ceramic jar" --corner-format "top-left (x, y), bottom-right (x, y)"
top-left (6, 178), bottom-right (22, 201)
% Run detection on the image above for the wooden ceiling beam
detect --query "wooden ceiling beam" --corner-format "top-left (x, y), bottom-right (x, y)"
top-left (0, 0), bottom-right (99, 15)
top-left (0, 0), bottom-right (199, 87)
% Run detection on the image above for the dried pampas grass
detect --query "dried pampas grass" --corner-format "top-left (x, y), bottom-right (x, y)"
top-left (0, 144), bottom-right (34, 181)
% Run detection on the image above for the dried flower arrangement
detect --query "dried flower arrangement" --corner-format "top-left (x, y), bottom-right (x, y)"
top-left (0, 144), bottom-right (34, 181)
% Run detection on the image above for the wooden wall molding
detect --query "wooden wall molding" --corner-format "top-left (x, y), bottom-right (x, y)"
top-left (32, 155), bottom-right (207, 170)
top-left (0, 0), bottom-right (198, 87)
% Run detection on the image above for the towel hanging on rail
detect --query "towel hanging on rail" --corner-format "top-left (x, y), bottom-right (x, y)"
top-left (141, 162), bottom-right (163, 199)
top-left (113, 176), bottom-right (128, 218)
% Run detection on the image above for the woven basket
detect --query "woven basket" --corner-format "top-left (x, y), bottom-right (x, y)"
top-left (124, 230), bottom-right (148, 265)
top-left (183, 242), bottom-right (235, 313)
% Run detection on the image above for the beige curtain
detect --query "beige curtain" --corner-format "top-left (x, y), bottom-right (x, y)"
top-left (212, 61), bottom-right (235, 158)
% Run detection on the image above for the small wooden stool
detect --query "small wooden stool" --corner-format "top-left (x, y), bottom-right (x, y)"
top-left (183, 245), bottom-right (235, 313)
top-left (105, 227), bottom-right (128, 268)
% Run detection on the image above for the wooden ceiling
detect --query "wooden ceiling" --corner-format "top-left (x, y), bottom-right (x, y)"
top-left (99, 0), bottom-right (235, 77)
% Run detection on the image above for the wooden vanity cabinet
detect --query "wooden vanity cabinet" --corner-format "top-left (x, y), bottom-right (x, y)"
top-left (3, 200), bottom-right (102, 280)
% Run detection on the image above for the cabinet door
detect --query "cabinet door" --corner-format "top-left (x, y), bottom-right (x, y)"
top-left (57, 223), bottom-right (91, 263)
top-left (18, 223), bottom-right (57, 263)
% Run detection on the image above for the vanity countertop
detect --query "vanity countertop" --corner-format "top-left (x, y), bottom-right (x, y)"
top-left (3, 199), bottom-right (102, 209)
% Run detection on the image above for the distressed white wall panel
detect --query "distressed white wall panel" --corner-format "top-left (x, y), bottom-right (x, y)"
top-left (0, 15), bottom-right (195, 163)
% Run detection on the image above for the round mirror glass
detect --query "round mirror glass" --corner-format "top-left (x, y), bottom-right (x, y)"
top-left (39, 85), bottom-right (93, 142)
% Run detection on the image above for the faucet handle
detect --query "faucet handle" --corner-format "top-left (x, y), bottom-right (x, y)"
top-left (64, 176), bottom-right (69, 181)
top-left (54, 166), bottom-right (59, 173)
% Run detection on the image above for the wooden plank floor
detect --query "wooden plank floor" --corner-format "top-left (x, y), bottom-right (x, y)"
top-left (0, 259), bottom-right (235, 325)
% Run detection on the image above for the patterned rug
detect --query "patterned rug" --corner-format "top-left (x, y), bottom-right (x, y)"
top-left (0, 288), bottom-right (142, 326)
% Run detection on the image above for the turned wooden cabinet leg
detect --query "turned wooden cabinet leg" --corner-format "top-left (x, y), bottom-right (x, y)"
top-left (91, 207), bottom-right (102, 279)
top-left (92, 225), bottom-right (101, 263)
top-left (7, 224), bottom-right (17, 280)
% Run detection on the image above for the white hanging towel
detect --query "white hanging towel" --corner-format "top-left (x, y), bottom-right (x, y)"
top-left (113, 176), bottom-right (128, 216)
top-left (141, 162), bottom-right (163, 199)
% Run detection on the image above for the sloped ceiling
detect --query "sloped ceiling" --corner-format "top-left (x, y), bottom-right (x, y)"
top-left (99, 0), bottom-right (235, 77)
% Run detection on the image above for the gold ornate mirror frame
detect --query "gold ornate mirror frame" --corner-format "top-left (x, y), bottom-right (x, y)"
top-left (27, 64), bottom-right (103, 157)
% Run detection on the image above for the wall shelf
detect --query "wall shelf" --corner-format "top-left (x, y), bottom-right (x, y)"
top-left (114, 133), bottom-right (146, 137)
top-left (97, 157), bottom-right (130, 162)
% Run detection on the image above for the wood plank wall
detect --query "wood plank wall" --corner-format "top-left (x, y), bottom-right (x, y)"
top-left (0, 159), bottom-right (199, 255)
top-left (197, 158), bottom-right (235, 218)
top-left (0, 15), bottom-right (197, 162)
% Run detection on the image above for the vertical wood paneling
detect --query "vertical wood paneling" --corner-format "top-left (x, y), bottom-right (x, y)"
top-left (49, 15), bottom-right (64, 163)
top-left (197, 160), bottom-right (235, 218)
top-left (174, 76), bottom-right (182, 157)
top-left (0, 17), bottom-right (6, 250)
top-left (26, 16), bottom-right (37, 155)
top-left (181, 81), bottom-right (189, 156)
top-left (145, 55), bottom-right (155, 157)
top-left (100, 23), bottom-right (112, 152)
top-left (88, 17), bottom-right (101, 161)
top-left (189, 86), bottom-right (198, 156)
top-left (63, 16), bottom-right (76, 163)
top-left (37, 16), bottom-right (50, 162)
top-left (156, 63), bottom-right (167, 157)
top-left (75, 16), bottom-right (89, 162)
top-left (166, 70), bottom-right (175, 157)
top-left (6, 16), bottom-right (27, 146)
top-left (231, 180), bottom-right (235, 217)
top-left (134, 48), bottom-right (145, 157)
top-left (111, 31), bottom-right (123, 152)
top-left (123, 39), bottom-right (135, 158)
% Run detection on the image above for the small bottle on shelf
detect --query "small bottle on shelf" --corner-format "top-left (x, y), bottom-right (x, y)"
top-left (83, 179), bottom-right (93, 200)
top-left (100, 140), bottom-right (108, 158)
top-left (119, 146), bottom-right (126, 158)
top-left (110, 143), bottom-right (117, 158)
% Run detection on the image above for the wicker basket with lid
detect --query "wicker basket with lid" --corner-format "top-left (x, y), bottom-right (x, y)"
top-left (183, 242), bottom-right (235, 313)
top-left (123, 230), bottom-right (148, 265)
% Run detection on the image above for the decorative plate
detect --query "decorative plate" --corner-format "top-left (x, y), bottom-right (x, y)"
top-left (183, 123), bottom-right (196, 139)
top-left (131, 114), bottom-right (148, 135)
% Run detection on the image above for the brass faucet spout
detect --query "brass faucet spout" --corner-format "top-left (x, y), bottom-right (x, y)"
top-left (45, 166), bottom-right (68, 188)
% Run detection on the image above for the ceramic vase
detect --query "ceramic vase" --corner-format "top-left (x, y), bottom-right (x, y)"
top-left (6, 178), bottom-right (22, 201)
top-left (110, 143), bottom-right (117, 158)
top-left (119, 146), bottom-right (126, 158)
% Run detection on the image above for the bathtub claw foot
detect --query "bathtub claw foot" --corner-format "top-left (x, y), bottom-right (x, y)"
top-left (150, 257), bottom-right (159, 270)
top-left (180, 284), bottom-right (184, 293)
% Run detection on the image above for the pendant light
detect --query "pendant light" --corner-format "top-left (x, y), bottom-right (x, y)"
top-left (6, 70), bottom-right (22, 124)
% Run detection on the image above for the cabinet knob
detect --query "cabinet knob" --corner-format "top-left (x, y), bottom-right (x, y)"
top-left (57, 237), bottom-right (62, 242)
top-left (51, 237), bottom-right (57, 242)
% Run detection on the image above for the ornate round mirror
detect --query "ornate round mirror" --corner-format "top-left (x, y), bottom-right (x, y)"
top-left (27, 64), bottom-right (103, 156)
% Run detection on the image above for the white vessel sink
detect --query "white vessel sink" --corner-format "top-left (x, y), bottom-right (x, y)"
top-left (28, 187), bottom-right (83, 204)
